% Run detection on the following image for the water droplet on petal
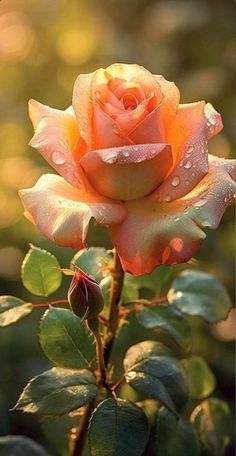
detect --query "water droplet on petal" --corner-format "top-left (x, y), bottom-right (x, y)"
top-left (171, 176), bottom-right (180, 187)
top-left (104, 154), bottom-right (117, 164)
top-left (79, 83), bottom-right (85, 89)
top-left (184, 160), bottom-right (192, 169)
top-left (164, 195), bottom-right (171, 202)
top-left (187, 145), bottom-right (194, 154)
top-left (173, 216), bottom-right (180, 221)
top-left (185, 180), bottom-right (190, 186)
top-left (51, 151), bottom-right (66, 165)
top-left (151, 149), bottom-right (156, 155)
top-left (133, 147), bottom-right (138, 152)
top-left (123, 151), bottom-right (129, 157)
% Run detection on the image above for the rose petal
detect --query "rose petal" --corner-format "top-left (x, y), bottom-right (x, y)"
top-left (151, 101), bottom-right (209, 202)
top-left (155, 75), bottom-right (180, 135)
top-left (109, 155), bottom-right (236, 275)
top-left (127, 101), bottom-right (166, 144)
top-left (28, 99), bottom-right (83, 188)
top-left (80, 144), bottom-right (172, 201)
top-left (92, 103), bottom-right (130, 149)
top-left (19, 174), bottom-right (127, 249)
top-left (106, 63), bottom-right (162, 97)
top-left (72, 71), bottom-right (95, 147)
top-left (204, 102), bottom-right (223, 138)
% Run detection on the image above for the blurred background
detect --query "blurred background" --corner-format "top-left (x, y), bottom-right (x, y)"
top-left (0, 0), bottom-right (235, 453)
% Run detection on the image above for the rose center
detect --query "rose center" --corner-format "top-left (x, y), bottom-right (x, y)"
top-left (122, 93), bottom-right (138, 111)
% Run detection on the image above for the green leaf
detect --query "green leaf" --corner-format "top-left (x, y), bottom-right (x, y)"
top-left (71, 247), bottom-right (112, 281)
top-left (124, 341), bottom-right (188, 416)
top-left (42, 414), bottom-right (80, 456)
top-left (181, 356), bottom-right (216, 399)
top-left (0, 296), bottom-right (33, 327)
top-left (0, 436), bottom-right (49, 456)
top-left (21, 245), bottom-right (62, 296)
top-left (40, 307), bottom-right (96, 369)
top-left (88, 398), bottom-right (149, 456)
top-left (126, 265), bottom-right (173, 297)
top-left (155, 407), bottom-right (200, 456)
top-left (121, 281), bottom-right (139, 303)
top-left (137, 304), bottom-right (192, 353)
top-left (168, 270), bottom-right (232, 322)
top-left (14, 367), bottom-right (97, 416)
top-left (191, 398), bottom-right (232, 455)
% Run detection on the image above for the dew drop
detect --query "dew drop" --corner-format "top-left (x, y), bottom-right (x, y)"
top-left (173, 216), bottom-right (180, 221)
top-left (79, 83), bottom-right (85, 89)
top-left (233, 193), bottom-right (236, 198)
top-left (186, 145), bottom-right (194, 154)
top-left (224, 196), bottom-right (228, 202)
top-left (104, 154), bottom-right (117, 164)
top-left (184, 160), bottom-right (192, 169)
top-left (51, 151), bottom-right (66, 165)
top-left (185, 180), bottom-right (190, 186)
top-left (164, 195), bottom-right (171, 202)
top-left (123, 151), bottom-right (130, 158)
top-left (133, 146), bottom-right (138, 152)
top-left (151, 149), bottom-right (156, 155)
top-left (171, 176), bottom-right (180, 187)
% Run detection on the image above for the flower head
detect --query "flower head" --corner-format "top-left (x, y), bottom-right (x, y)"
top-left (19, 63), bottom-right (236, 275)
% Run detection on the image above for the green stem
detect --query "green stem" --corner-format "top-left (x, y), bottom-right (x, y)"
top-left (104, 251), bottom-right (124, 366)
top-left (87, 318), bottom-right (110, 390)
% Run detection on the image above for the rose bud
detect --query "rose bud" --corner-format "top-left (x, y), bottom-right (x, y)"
top-left (68, 268), bottom-right (104, 320)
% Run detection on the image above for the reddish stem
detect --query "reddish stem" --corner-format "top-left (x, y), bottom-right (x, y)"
top-left (33, 299), bottom-right (69, 308)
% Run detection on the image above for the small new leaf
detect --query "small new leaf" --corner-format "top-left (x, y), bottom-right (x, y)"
top-left (168, 270), bottom-right (232, 322)
top-left (21, 245), bottom-right (62, 296)
top-left (14, 367), bottom-right (97, 416)
top-left (0, 296), bottom-right (33, 327)
top-left (124, 341), bottom-right (188, 416)
top-left (71, 247), bottom-right (112, 282)
top-left (181, 356), bottom-right (216, 399)
top-left (40, 307), bottom-right (96, 369)
top-left (88, 398), bottom-right (149, 456)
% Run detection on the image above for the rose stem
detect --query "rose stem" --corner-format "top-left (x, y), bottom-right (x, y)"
top-left (70, 401), bottom-right (95, 456)
top-left (104, 250), bottom-right (124, 366)
top-left (33, 299), bottom-right (69, 308)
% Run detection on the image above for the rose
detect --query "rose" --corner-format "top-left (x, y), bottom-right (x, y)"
top-left (19, 63), bottom-right (236, 275)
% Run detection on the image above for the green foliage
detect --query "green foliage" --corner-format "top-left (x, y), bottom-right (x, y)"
top-left (181, 356), bottom-right (216, 399)
top-left (88, 398), bottom-right (149, 456)
top-left (124, 341), bottom-right (188, 416)
top-left (0, 296), bottom-right (33, 327)
top-left (155, 407), bottom-right (200, 456)
top-left (168, 270), bottom-right (232, 322)
top-left (21, 245), bottom-right (62, 297)
top-left (191, 398), bottom-right (232, 455)
top-left (126, 265), bottom-right (173, 297)
top-left (71, 247), bottom-right (112, 281)
top-left (137, 304), bottom-right (192, 354)
top-left (14, 367), bottom-right (97, 416)
top-left (40, 307), bottom-right (96, 369)
top-left (42, 415), bottom-right (80, 456)
top-left (0, 436), bottom-right (49, 455)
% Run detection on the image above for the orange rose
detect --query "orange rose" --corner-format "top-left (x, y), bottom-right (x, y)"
top-left (19, 63), bottom-right (236, 275)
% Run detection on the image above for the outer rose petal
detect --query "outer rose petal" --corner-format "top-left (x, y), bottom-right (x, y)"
top-left (204, 102), bottom-right (223, 138)
top-left (152, 101), bottom-right (209, 202)
top-left (19, 174), bottom-right (127, 249)
top-left (109, 156), bottom-right (236, 275)
top-left (28, 100), bottom-right (83, 188)
top-left (72, 71), bottom-right (95, 148)
top-left (80, 144), bottom-right (172, 201)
